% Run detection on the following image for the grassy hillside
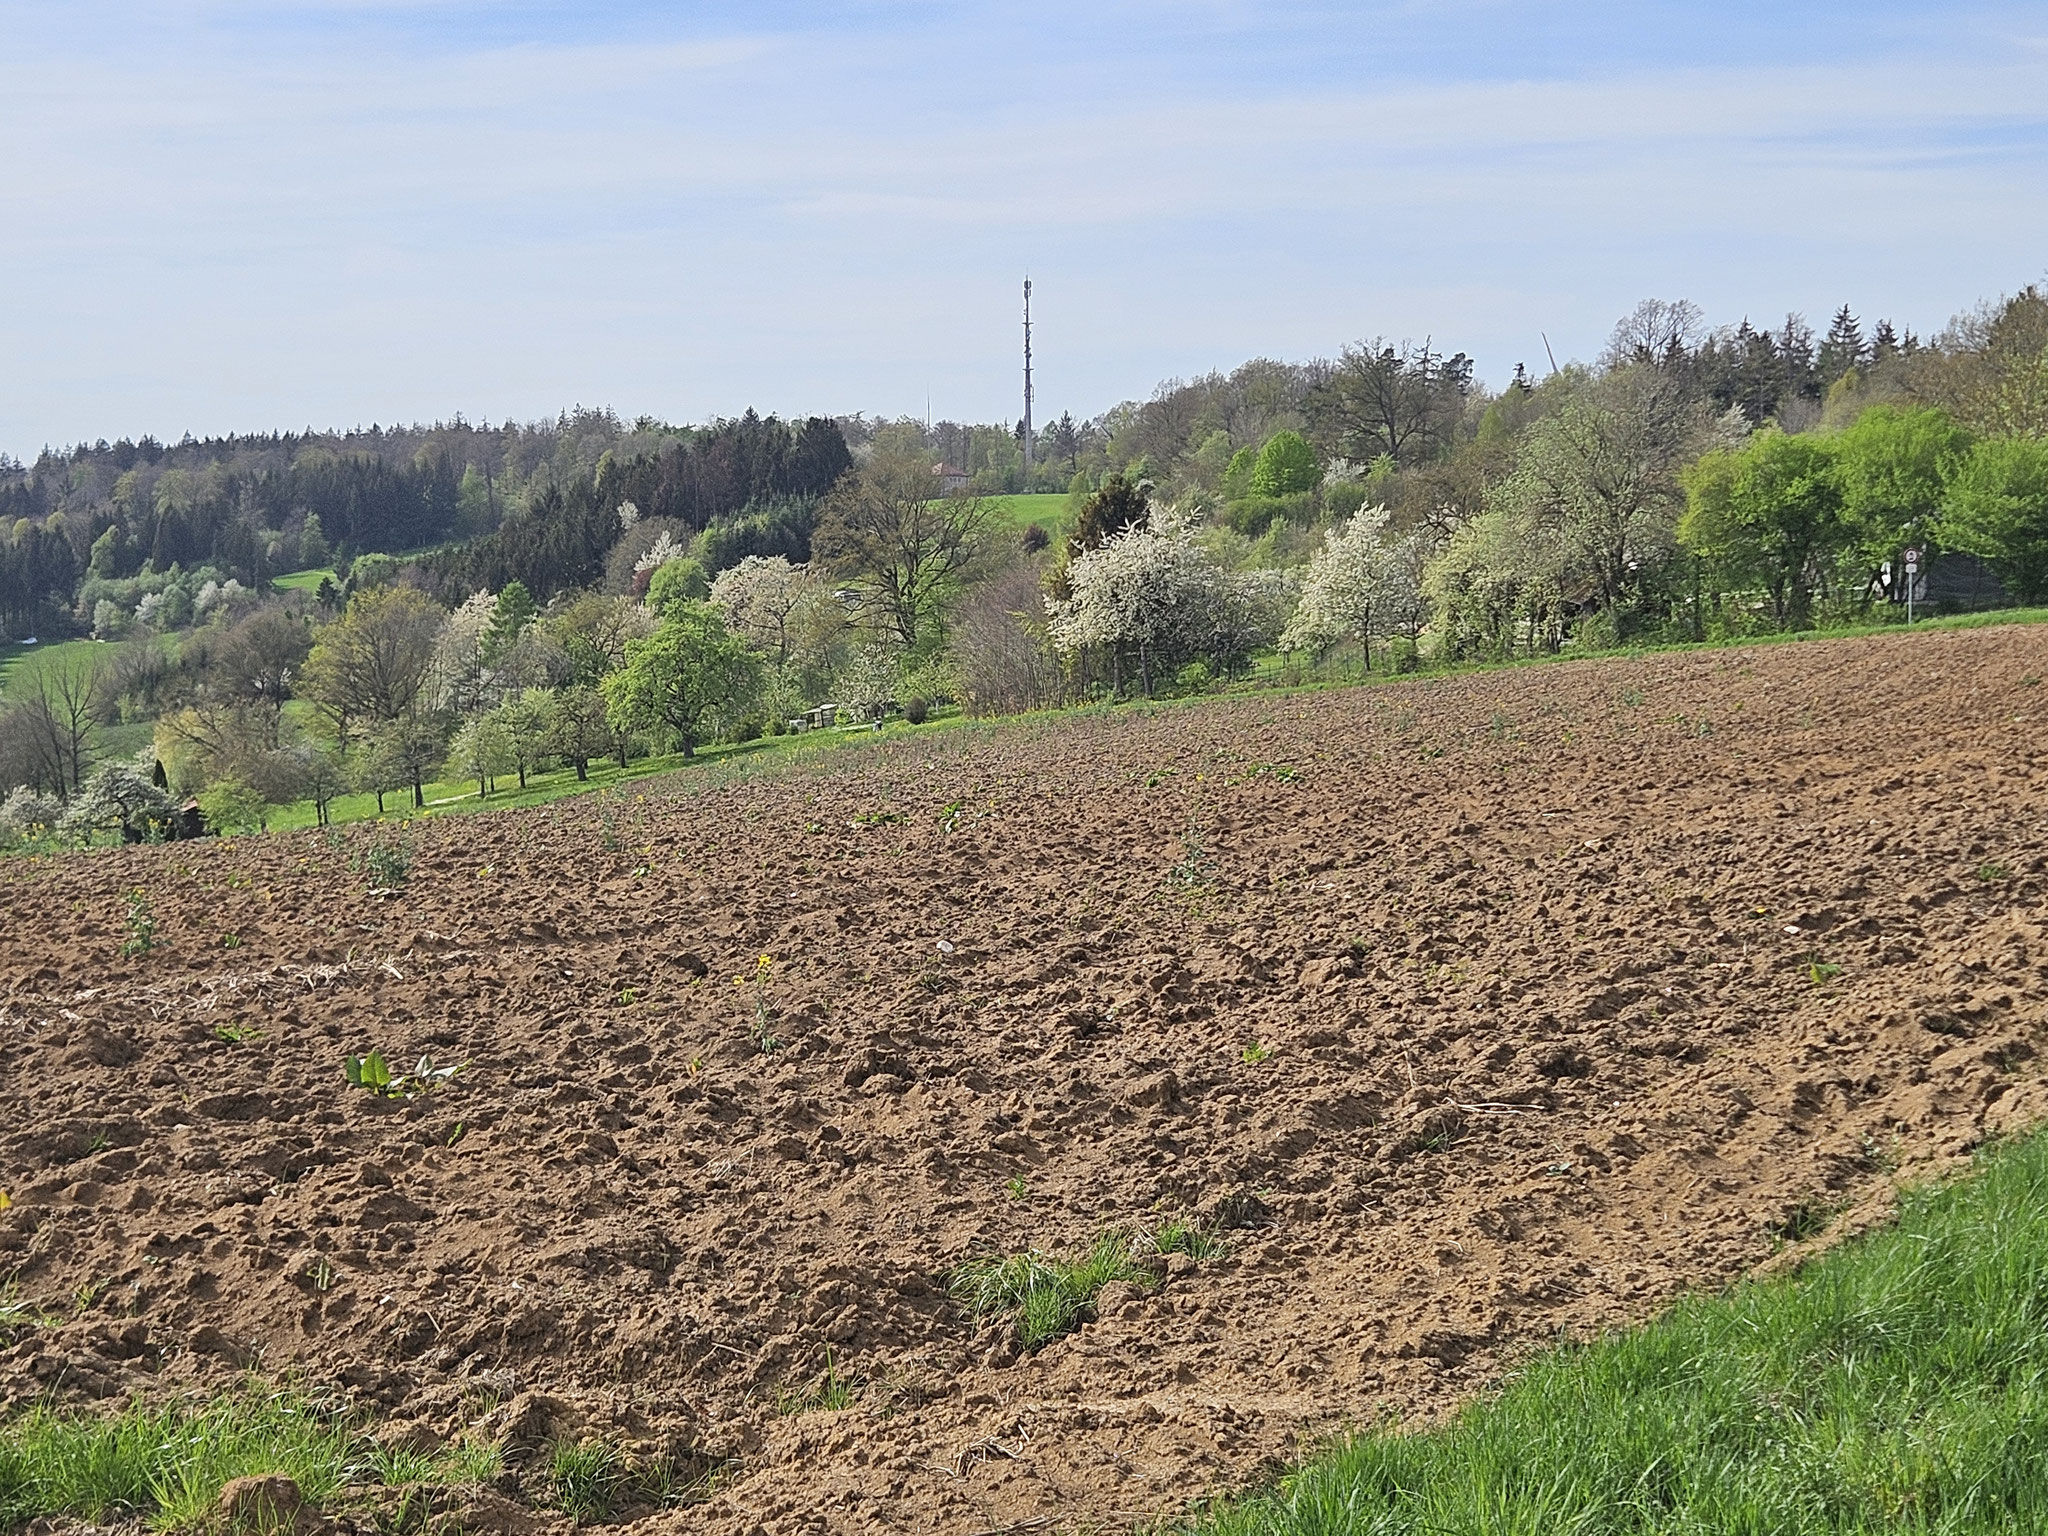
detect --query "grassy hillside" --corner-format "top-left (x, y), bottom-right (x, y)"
top-left (264, 709), bottom-right (972, 831)
top-left (0, 638), bottom-right (110, 701)
top-left (271, 567), bottom-right (336, 594)
top-left (1189, 1127), bottom-right (2048, 1534)
top-left (981, 492), bottom-right (1070, 539)
top-left (1, 638), bottom-right (160, 764)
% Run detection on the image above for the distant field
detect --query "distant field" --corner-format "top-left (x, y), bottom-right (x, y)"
top-left (0, 638), bottom-right (115, 701)
top-left (980, 492), bottom-right (1070, 539)
top-left (272, 567), bottom-right (336, 594)
top-left (1, 638), bottom-right (162, 763)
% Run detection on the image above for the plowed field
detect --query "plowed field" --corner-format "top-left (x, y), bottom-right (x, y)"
top-left (5, 624), bottom-right (2047, 1535)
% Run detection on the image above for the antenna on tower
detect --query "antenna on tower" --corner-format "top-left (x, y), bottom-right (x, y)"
top-left (1021, 277), bottom-right (1035, 476)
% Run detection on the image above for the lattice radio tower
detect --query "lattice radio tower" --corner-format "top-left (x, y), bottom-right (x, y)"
top-left (1021, 277), bottom-right (1035, 474)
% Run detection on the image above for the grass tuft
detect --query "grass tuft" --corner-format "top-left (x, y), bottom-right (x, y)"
top-left (953, 1230), bottom-right (1179, 1350)
top-left (775, 1351), bottom-right (859, 1416)
top-left (1147, 1218), bottom-right (1225, 1260)
top-left (1184, 1127), bottom-right (2048, 1535)
top-left (545, 1439), bottom-right (624, 1524)
top-left (542, 1437), bottom-right (710, 1523)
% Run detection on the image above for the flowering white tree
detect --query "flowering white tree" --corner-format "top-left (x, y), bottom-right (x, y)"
top-left (1279, 506), bottom-right (1428, 668)
top-left (632, 531), bottom-right (684, 591)
top-left (709, 556), bottom-right (831, 671)
top-left (1048, 515), bottom-right (1278, 694)
top-left (837, 639), bottom-right (901, 722)
top-left (431, 590), bottom-right (496, 715)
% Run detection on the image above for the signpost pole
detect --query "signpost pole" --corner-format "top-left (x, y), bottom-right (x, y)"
top-left (1903, 546), bottom-right (1921, 625)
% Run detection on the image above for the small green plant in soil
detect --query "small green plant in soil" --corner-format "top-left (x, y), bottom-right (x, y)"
top-left (359, 835), bottom-right (412, 891)
top-left (119, 889), bottom-right (156, 958)
top-left (214, 1023), bottom-right (261, 1045)
top-left (1240, 1040), bottom-right (1272, 1065)
top-left (741, 953), bottom-right (778, 1052)
top-left (344, 1049), bottom-right (465, 1099)
top-left (1808, 957), bottom-right (1843, 984)
top-left (951, 1232), bottom-right (1156, 1351)
top-left (1979, 861), bottom-right (2011, 882)
top-left (1169, 825), bottom-right (1216, 891)
top-left (776, 1351), bottom-right (858, 1415)
top-left (0, 1284), bottom-right (51, 1339)
top-left (1183, 1126), bottom-right (2048, 1536)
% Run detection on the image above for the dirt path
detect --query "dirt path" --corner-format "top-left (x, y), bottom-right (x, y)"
top-left (4, 625), bottom-right (2046, 1534)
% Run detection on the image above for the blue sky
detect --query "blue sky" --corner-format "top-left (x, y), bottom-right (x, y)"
top-left (3, 2), bottom-right (2046, 455)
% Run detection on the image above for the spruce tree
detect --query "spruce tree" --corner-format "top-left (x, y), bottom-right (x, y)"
top-left (1818, 305), bottom-right (1868, 382)
top-left (482, 579), bottom-right (538, 664)
top-left (1776, 314), bottom-right (1820, 403)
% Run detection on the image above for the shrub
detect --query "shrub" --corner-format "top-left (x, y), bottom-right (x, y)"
top-left (0, 786), bottom-right (61, 847)
top-left (197, 776), bottom-right (267, 835)
top-left (57, 764), bottom-right (173, 846)
top-left (903, 697), bottom-right (929, 725)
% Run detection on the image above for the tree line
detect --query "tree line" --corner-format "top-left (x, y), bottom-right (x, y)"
top-left (4, 282), bottom-right (2045, 847)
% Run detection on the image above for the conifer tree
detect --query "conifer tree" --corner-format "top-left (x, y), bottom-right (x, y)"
top-left (1818, 305), bottom-right (1868, 382)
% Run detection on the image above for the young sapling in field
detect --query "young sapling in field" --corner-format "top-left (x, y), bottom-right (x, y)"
top-left (740, 954), bottom-right (778, 1051)
top-left (344, 1050), bottom-right (465, 1099)
top-left (119, 889), bottom-right (156, 957)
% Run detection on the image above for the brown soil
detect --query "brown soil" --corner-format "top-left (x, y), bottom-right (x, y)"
top-left (4, 625), bottom-right (2047, 1535)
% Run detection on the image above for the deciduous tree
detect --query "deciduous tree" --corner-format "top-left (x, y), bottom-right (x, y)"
top-left (1308, 339), bottom-right (1474, 467)
top-left (1682, 430), bottom-right (1846, 628)
top-left (1250, 431), bottom-right (1321, 497)
top-left (1942, 437), bottom-right (2048, 604)
top-left (303, 585), bottom-right (446, 744)
top-left (813, 454), bottom-right (996, 652)
top-left (601, 601), bottom-right (761, 759)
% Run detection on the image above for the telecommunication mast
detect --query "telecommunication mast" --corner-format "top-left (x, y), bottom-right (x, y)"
top-left (1021, 277), bottom-right (1035, 474)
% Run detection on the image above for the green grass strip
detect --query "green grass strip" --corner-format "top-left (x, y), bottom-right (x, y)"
top-left (0, 1389), bottom-right (499, 1530)
top-left (1187, 1129), bottom-right (2048, 1535)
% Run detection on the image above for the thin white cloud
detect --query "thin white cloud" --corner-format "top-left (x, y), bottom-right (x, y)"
top-left (2, 4), bottom-right (2045, 448)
